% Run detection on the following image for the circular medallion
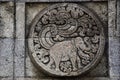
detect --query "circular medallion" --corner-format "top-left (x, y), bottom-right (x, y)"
top-left (28, 3), bottom-right (105, 76)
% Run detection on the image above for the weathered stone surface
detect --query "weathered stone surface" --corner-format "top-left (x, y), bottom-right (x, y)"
top-left (14, 39), bottom-right (25, 77)
top-left (16, 3), bottom-right (25, 39)
top-left (84, 2), bottom-right (108, 26)
top-left (16, 0), bottom-right (107, 2)
top-left (116, 0), bottom-right (120, 37)
top-left (1, 78), bottom-right (13, 80)
top-left (53, 77), bottom-right (110, 80)
top-left (0, 0), bottom-right (13, 1)
top-left (111, 77), bottom-right (120, 80)
top-left (26, 3), bottom-right (49, 38)
top-left (0, 39), bottom-right (13, 77)
top-left (108, 0), bottom-right (116, 37)
top-left (15, 78), bottom-right (52, 80)
top-left (25, 55), bottom-right (47, 77)
top-left (0, 2), bottom-right (14, 38)
top-left (14, 3), bottom-right (25, 77)
top-left (109, 37), bottom-right (120, 77)
top-left (86, 55), bottom-right (108, 77)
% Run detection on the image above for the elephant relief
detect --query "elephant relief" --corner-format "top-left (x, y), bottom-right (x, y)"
top-left (49, 37), bottom-right (93, 72)
top-left (29, 3), bottom-right (105, 76)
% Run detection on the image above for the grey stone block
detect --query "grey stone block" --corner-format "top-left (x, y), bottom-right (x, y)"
top-left (0, 2), bottom-right (14, 38)
top-left (14, 3), bottom-right (25, 77)
top-left (15, 78), bottom-right (52, 80)
top-left (26, 3), bottom-right (49, 38)
top-left (1, 78), bottom-right (13, 80)
top-left (25, 55), bottom-right (47, 77)
top-left (108, 28), bottom-right (114, 37)
top-left (108, 0), bottom-right (116, 28)
top-left (14, 39), bottom-right (25, 77)
top-left (67, 77), bottom-right (110, 80)
top-left (0, 0), bottom-right (13, 1)
top-left (16, 3), bottom-right (25, 39)
top-left (109, 37), bottom-right (120, 77)
top-left (116, 0), bottom-right (120, 37)
top-left (0, 38), bottom-right (13, 77)
top-left (16, 0), bottom-right (107, 2)
top-left (84, 2), bottom-right (108, 26)
top-left (111, 77), bottom-right (120, 80)
top-left (86, 55), bottom-right (108, 77)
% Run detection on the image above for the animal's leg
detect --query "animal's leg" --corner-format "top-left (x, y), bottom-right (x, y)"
top-left (76, 56), bottom-right (83, 69)
top-left (54, 57), bottom-right (60, 71)
top-left (70, 53), bottom-right (77, 71)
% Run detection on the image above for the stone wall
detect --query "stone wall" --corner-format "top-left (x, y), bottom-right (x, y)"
top-left (0, 0), bottom-right (120, 80)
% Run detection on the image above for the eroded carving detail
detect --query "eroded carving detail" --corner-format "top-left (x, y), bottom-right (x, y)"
top-left (28, 3), bottom-right (105, 76)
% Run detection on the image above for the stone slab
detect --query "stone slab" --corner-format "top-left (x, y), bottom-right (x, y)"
top-left (108, 0), bottom-right (116, 37)
top-left (26, 3), bottom-right (49, 38)
top-left (16, 0), bottom-right (107, 2)
top-left (0, 2), bottom-right (14, 38)
top-left (1, 78), bottom-right (13, 80)
top-left (109, 37), bottom-right (120, 77)
top-left (25, 53), bottom-right (48, 77)
top-left (14, 3), bottom-right (25, 77)
top-left (14, 39), bottom-right (25, 77)
top-left (53, 77), bottom-right (110, 80)
top-left (85, 55), bottom-right (108, 77)
top-left (16, 3), bottom-right (25, 39)
top-left (111, 77), bottom-right (120, 80)
top-left (15, 78), bottom-right (52, 80)
top-left (116, 0), bottom-right (120, 37)
top-left (0, 0), bottom-right (13, 1)
top-left (0, 38), bottom-right (14, 77)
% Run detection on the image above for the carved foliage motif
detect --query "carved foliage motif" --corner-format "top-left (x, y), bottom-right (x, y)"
top-left (29, 3), bottom-right (105, 76)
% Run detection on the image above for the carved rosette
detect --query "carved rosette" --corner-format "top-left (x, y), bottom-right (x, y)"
top-left (28, 3), bottom-right (105, 76)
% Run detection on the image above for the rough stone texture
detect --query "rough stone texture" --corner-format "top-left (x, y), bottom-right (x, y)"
top-left (84, 2), bottom-right (108, 26)
top-left (0, 0), bottom-right (13, 1)
top-left (109, 37), bottom-right (120, 77)
top-left (116, 0), bottom-right (120, 37)
top-left (0, 0), bottom-right (120, 80)
top-left (26, 3), bottom-right (49, 38)
top-left (16, 78), bottom-right (52, 80)
top-left (25, 53), bottom-right (47, 78)
top-left (1, 78), bottom-right (13, 80)
top-left (86, 55), bottom-right (108, 77)
top-left (0, 39), bottom-right (14, 77)
top-left (16, 3), bottom-right (25, 39)
top-left (14, 39), bottom-right (25, 77)
top-left (26, 2), bottom-right (108, 78)
top-left (14, 3), bottom-right (25, 77)
top-left (108, 0), bottom-right (120, 80)
top-left (0, 2), bottom-right (14, 79)
top-left (108, 0), bottom-right (116, 37)
top-left (111, 77), bottom-right (120, 80)
top-left (0, 2), bottom-right (14, 38)
top-left (16, 0), bottom-right (107, 2)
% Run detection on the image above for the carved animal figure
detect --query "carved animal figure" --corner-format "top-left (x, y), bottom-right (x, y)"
top-left (49, 37), bottom-right (91, 71)
top-left (49, 40), bottom-right (77, 71)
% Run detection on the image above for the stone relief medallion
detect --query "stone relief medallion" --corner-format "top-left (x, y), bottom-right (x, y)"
top-left (28, 3), bottom-right (105, 76)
